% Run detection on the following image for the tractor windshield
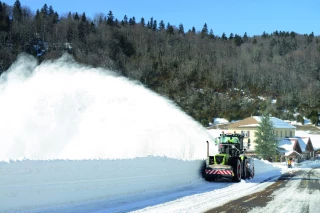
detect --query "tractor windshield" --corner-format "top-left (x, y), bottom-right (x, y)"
top-left (220, 136), bottom-right (239, 144)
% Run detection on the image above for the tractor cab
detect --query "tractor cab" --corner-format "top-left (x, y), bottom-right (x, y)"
top-left (215, 132), bottom-right (244, 157)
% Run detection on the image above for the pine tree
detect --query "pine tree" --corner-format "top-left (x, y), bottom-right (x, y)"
top-left (254, 113), bottom-right (279, 161)
top-left (41, 4), bottom-right (48, 17)
top-left (0, 2), bottom-right (9, 32)
top-left (191, 26), bottom-right (195, 34)
top-left (178, 23), bottom-right (184, 34)
top-left (74, 12), bottom-right (79, 21)
top-left (201, 23), bottom-right (208, 38)
top-left (152, 20), bottom-right (157, 31)
top-left (123, 15), bottom-right (128, 25)
top-left (129, 16), bottom-right (135, 26)
top-left (13, 0), bottom-right (22, 22)
top-left (234, 34), bottom-right (243, 46)
top-left (166, 22), bottom-right (174, 35)
top-left (140, 17), bottom-right (145, 27)
top-left (221, 32), bottom-right (227, 40)
top-left (149, 17), bottom-right (153, 29)
top-left (106, 10), bottom-right (114, 25)
top-left (158, 20), bottom-right (165, 30)
top-left (243, 32), bottom-right (248, 42)
top-left (229, 33), bottom-right (234, 40)
top-left (209, 29), bottom-right (214, 38)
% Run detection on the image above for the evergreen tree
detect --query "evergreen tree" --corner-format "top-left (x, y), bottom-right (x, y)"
top-left (229, 33), bottom-right (234, 40)
top-left (252, 38), bottom-right (257, 44)
top-left (140, 17), bottom-right (145, 27)
top-left (48, 5), bottom-right (54, 16)
top-left (78, 12), bottom-right (88, 40)
top-left (152, 20), bottom-right (157, 31)
top-left (262, 31), bottom-right (268, 38)
top-left (178, 23), bottom-right (184, 34)
top-left (0, 2), bottom-right (9, 32)
top-left (13, 0), bottom-right (22, 22)
top-left (74, 12), bottom-right (79, 21)
top-left (166, 22), bottom-right (174, 35)
top-left (123, 15), bottom-right (128, 25)
top-left (106, 10), bottom-right (114, 25)
top-left (290, 31), bottom-right (295, 39)
top-left (191, 26), bottom-right (195, 34)
top-left (243, 32), bottom-right (248, 42)
top-left (221, 32), bottom-right (227, 40)
top-left (41, 4), bottom-right (48, 17)
top-left (234, 34), bottom-right (243, 46)
top-left (201, 23), bottom-right (208, 38)
top-left (129, 16), bottom-right (135, 25)
top-left (35, 9), bottom-right (41, 32)
top-left (149, 17), bottom-right (153, 29)
top-left (159, 20), bottom-right (165, 30)
top-left (209, 29), bottom-right (214, 38)
top-left (81, 12), bottom-right (87, 22)
top-left (254, 113), bottom-right (279, 160)
top-left (52, 12), bottom-right (59, 24)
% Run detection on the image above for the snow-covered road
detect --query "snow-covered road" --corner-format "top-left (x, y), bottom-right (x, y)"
top-left (248, 166), bottom-right (320, 213)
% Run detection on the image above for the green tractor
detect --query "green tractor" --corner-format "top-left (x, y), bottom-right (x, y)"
top-left (205, 132), bottom-right (254, 182)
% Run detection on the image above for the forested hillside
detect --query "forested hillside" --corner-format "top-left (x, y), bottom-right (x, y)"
top-left (1, 1), bottom-right (319, 126)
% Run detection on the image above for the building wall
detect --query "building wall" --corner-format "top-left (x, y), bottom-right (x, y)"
top-left (274, 128), bottom-right (295, 138)
top-left (229, 127), bottom-right (296, 151)
top-left (228, 128), bottom-right (256, 150)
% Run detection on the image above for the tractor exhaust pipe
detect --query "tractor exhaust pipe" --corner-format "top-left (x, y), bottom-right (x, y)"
top-left (206, 141), bottom-right (209, 157)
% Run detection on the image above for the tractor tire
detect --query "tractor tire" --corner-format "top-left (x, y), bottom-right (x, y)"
top-left (232, 159), bottom-right (242, 182)
top-left (242, 159), bottom-right (247, 179)
top-left (250, 166), bottom-right (255, 179)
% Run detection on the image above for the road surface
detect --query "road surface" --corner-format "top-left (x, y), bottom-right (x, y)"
top-left (206, 166), bottom-right (320, 213)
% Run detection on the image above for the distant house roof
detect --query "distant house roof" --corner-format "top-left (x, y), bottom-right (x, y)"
top-left (279, 136), bottom-right (314, 156)
top-left (279, 138), bottom-right (302, 156)
top-left (228, 116), bottom-right (296, 129)
top-left (228, 117), bottom-right (259, 128)
top-left (292, 136), bottom-right (314, 152)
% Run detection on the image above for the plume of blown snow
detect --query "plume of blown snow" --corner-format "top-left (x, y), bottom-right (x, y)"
top-left (0, 54), bottom-right (215, 162)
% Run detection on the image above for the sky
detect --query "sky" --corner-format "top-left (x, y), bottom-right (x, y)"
top-left (0, 53), bottom-right (320, 212)
top-left (3, 0), bottom-right (320, 37)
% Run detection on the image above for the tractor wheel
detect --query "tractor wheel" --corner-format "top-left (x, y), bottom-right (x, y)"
top-left (250, 166), bottom-right (255, 179)
top-left (242, 159), bottom-right (247, 179)
top-left (232, 159), bottom-right (242, 182)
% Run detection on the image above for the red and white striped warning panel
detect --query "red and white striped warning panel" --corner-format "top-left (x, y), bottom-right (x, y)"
top-left (205, 169), bottom-right (233, 175)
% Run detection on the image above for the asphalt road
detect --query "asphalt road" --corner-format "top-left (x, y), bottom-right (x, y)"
top-left (206, 166), bottom-right (320, 213)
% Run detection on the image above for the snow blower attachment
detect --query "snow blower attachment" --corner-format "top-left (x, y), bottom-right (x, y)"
top-left (205, 132), bottom-right (254, 182)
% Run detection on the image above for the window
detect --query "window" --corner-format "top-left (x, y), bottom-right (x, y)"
top-left (290, 131), bottom-right (292, 137)
top-left (280, 131), bottom-right (282, 137)
top-left (275, 131), bottom-right (278, 137)
top-left (241, 131), bottom-right (250, 137)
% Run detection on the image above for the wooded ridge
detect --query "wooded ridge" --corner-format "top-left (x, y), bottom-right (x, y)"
top-left (1, 1), bottom-right (319, 126)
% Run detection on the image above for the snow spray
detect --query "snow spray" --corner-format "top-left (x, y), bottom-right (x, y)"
top-left (0, 53), bottom-right (214, 161)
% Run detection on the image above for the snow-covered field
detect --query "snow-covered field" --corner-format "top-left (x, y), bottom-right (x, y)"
top-left (1, 54), bottom-right (319, 213)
